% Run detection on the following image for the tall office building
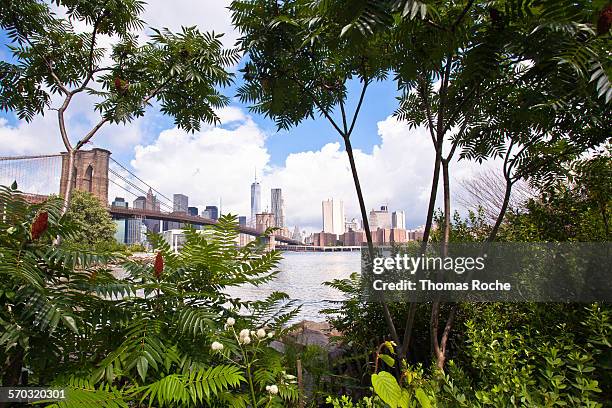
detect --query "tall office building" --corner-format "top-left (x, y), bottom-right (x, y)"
top-left (126, 218), bottom-right (143, 244)
top-left (370, 205), bottom-right (392, 229)
top-left (322, 198), bottom-right (345, 235)
top-left (392, 210), bottom-right (406, 230)
top-left (238, 216), bottom-right (247, 226)
top-left (250, 176), bottom-right (261, 226)
top-left (167, 194), bottom-right (188, 230)
top-left (188, 206), bottom-right (199, 216)
top-left (270, 188), bottom-right (284, 228)
top-left (173, 194), bottom-right (188, 213)
top-left (204, 205), bottom-right (219, 220)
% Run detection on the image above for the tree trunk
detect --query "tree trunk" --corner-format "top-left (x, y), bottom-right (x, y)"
top-left (61, 148), bottom-right (76, 215)
top-left (431, 159), bottom-right (454, 370)
top-left (487, 177), bottom-right (512, 242)
top-left (343, 135), bottom-right (400, 346)
top-left (442, 159), bottom-right (451, 250)
top-left (420, 145), bottom-right (443, 251)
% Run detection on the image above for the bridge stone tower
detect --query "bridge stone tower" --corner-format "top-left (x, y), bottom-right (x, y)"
top-left (60, 148), bottom-right (111, 204)
top-left (256, 212), bottom-right (276, 250)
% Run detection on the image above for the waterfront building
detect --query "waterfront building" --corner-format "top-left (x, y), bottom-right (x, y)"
top-left (188, 206), bottom-right (198, 216)
top-left (144, 188), bottom-right (161, 233)
top-left (392, 210), bottom-right (406, 229)
top-left (292, 225), bottom-right (303, 242)
top-left (312, 232), bottom-right (338, 246)
top-left (340, 230), bottom-right (366, 246)
top-left (271, 188), bottom-right (285, 228)
top-left (322, 198), bottom-right (345, 235)
top-left (238, 216), bottom-right (247, 226)
top-left (369, 205), bottom-right (392, 229)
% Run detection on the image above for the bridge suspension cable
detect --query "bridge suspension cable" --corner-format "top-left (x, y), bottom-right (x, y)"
top-left (0, 154), bottom-right (62, 195)
top-left (109, 157), bottom-right (174, 205)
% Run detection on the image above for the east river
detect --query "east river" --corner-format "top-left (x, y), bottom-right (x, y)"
top-left (225, 252), bottom-right (361, 322)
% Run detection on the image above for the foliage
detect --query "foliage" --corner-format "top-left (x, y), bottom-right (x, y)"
top-left (230, 0), bottom-right (390, 131)
top-left (0, 186), bottom-right (301, 406)
top-left (500, 148), bottom-right (612, 242)
top-left (0, 183), bottom-right (119, 388)
top-left (0, 0), bottom-right (240, 127)
top-left (63, 190), bottom-right (116, 247)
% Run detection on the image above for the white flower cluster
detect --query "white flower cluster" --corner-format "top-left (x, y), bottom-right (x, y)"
top-left (239, 328), bottom-right (251, 344)
top-left (265, 384), bottom-right (279, 395)
top-left (211, 341), bottom-right (224, 351)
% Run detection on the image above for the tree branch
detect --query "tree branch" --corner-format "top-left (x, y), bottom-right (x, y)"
top-left (452, 0), bottom-right (475, 32)
top-left (347, 79), bottom-right (369, 137)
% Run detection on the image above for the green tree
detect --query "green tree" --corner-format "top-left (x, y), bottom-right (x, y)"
top-left (230, 0), bottom-right (400, 347)
top-left (0, 0), bottom-right (240, 212)
top-left (64, 190), bottom-right (116, 247)
top-left (500, 148), bottom-right (612, 242)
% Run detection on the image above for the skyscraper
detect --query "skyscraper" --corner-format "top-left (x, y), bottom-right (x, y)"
top-left (250, 176), bottom-right (261, 226)
top-left (205, 205), bottom-right (219, 220)
top-left (173, 194), bottom-right (188, 213)
top-left (322, 198), bottom-right (345, 235)
top-left (370, 205), bottom-right (392, 229)
top-left (188, 206), bottom-right (199, 216)
top-left (392, 210), bottom-right (406, 229)
top-left (270, 188), bottom-right (284, 228)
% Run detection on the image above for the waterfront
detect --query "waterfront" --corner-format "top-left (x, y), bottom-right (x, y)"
top-left (225, 251), bottom-right (361, 322)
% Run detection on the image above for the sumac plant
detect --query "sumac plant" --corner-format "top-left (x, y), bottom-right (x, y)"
top-left (0, 183), bottom-right (300, 407)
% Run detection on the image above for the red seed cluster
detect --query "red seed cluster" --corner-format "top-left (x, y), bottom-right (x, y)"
top-left (598, 5), bottom-right (612, 36)
top-left (31, 211), bottom-right (48, 240)
top-left (154, 251), bottom-right (164, 279)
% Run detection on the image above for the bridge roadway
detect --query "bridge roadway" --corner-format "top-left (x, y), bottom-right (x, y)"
top-left (109, 206), bottom-right (301, 245)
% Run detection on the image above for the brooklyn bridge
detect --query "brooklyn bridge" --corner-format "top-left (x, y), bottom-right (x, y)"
top-left (0, 148), bottom-right (301, 246)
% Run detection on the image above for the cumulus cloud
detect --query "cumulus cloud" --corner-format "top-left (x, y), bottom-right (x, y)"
top-left (129, 115), bottom-right (269, 215)
top-left (142, 0), bottom-right (238, 48)
top-left (128, 108), bottom-right (487, 231)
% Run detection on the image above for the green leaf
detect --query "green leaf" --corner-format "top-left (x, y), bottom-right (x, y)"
top-left (61, 315), bottom-right (79, 334)
top-left (380, 354), bottom-right (396, 368)
top-left (136, 356), bottom-right (148, 381)
top-left (372, 371), bottom-right (402, 408)
top-left (415, 388), bottom-right (432, 408)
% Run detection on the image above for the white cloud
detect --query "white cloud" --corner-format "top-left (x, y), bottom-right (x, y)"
top-left (128, 109), bottom-right (487, 231)
top-left (142, 0), bottom-right (238, 48)
top-left (129, 115), bottom-right (269, 215)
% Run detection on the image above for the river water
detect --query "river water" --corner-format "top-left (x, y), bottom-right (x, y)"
top-left (225, 252), bottom-right (361, 322)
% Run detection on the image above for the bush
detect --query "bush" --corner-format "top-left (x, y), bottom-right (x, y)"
top-left (0, 184), bottom-right (302, 406)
